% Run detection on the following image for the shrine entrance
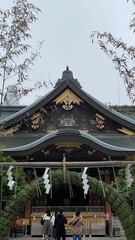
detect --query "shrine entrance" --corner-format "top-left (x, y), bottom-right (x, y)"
top-left (32, 183), bottom-right (103, 207)
top-left (31, 182), bottom-right (105, 236)
top-left (0, 169), bottom-right (135, 240)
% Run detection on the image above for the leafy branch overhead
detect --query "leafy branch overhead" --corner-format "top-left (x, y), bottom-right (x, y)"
top-left (0, 0), bottom-right (47, 106)
top-left (91, 0), bottom-right (135, 103)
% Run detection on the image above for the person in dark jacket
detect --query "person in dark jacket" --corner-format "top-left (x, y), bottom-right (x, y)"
top-left (54, 209), bottom-right (67, 240)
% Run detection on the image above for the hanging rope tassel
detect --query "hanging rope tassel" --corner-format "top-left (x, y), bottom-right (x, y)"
top-left (14, 167), bottom-right (18, 199)
top-left (97, 167), bottom-right (106, 198)
top-left (63, 154), bottom-right (67, 183)
top-left (50, 169), bottom-right (52, 199)
top-left (33, 168), bottom-right (42, 197)
top-left (67, 171), bottom-right (74, 198)
top-left (112, 167), bottom-right (119, 193)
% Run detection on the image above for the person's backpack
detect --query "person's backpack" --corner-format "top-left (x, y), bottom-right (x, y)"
top-left (40, 217), bottom-right (44, 225)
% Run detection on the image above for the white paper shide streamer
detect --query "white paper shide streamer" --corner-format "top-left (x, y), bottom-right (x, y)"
top-left (7, 166), bottom-right (15, 190)
top-left (82, 167), bottom-right (89, 194)
top-left (125, 164), bottom-right (133, 188)
top-left (43, 167), bottom-right (51, 194)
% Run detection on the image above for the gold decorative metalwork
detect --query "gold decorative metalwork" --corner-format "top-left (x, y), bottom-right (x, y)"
top-left (63, 97), bottom-right (73, 110)
top-left (117, 127), bottom-right (135, 136)
top-left (126, 156), bottom-right (135, 161)
top-left (31, 113), bottom-right (42, 129)
top-left (31, 119), bottom-right (40, 129)
top-left (80, 128), bottom-right (89, 133)
top-left (53, 89), bottom-right (83, 110)
top-left (0, 125), bottom-right (20, 136)
top-left (95, 113), bottom-right (105, 129)
top-left (55, 142), bottom-right (82, 149)
top-left (0, 112), bottom-right (43, 135)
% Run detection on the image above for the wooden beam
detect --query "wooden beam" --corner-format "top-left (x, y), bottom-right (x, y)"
top-left (0, 161), bottom-right (135, 168)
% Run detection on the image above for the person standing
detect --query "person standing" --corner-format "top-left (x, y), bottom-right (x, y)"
top-left (42, 208), bottom-right (51, 240)
top-left (10, 219), bottom-right (17, 238)
top-left (54, 208), bottom-right (67, 240)
top-left (68, 211), bottom-right (84, 240)
top-left (51, 209), bottom-right (58, 239)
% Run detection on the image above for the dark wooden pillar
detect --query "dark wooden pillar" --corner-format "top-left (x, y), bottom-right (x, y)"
top-left (104, 170), bottom-right (111, 214)
top-left (104, 169), bottom-right (113, 236)
top-left (25, 169), bottom-right (32, 219)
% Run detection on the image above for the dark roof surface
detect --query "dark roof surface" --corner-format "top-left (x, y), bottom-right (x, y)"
top-left (0, 133), bottom-right (135, 149)
top-left (1, 79), bottom-right (135, 131)
top-left (3, 129), bottom-right (135, 157)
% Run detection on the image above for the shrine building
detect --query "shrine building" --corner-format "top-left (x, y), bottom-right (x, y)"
top-left (0, 67), bottom-right (135, 236)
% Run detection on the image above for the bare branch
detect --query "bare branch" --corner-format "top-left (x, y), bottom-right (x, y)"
top-left (90, 0), bottom-right (135, 103)
top-left (0, 0), bottom-right (44, 106)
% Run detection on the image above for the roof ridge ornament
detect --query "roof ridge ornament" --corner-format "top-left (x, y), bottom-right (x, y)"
top-left (55, 66), bottom-right (82, 88)
top-left (62, 66), bottom-right (73, 80)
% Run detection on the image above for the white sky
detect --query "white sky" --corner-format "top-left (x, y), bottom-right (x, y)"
top-left (1, 0), bottom-right (134, 106)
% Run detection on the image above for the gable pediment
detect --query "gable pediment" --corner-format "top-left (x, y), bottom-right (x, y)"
top-left (0, 68), bottom-right (135, 139)
top-left (53, 89), bottom-right (83, 109)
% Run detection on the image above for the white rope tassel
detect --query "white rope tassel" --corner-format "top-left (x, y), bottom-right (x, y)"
top-left (7, 166), bottom-right (15, 190)
top-left (82, 167), bottom-right (89, 194)
top-left (43, 168), bottom-right (51, 194)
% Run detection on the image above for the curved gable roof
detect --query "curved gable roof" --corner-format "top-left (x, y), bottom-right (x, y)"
top-left (1, 68), bottom-right (135, 131)
top-left (3, 129), bottom-right (135, 157)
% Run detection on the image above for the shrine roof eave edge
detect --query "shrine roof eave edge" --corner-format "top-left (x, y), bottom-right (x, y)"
top-left (0, 81), bottom-right (68, 128)
top-left (74, 85), bottom-right (135, 131)
top-left (3, 129), bottom-right (135, 157)
top-left (1, 80), bottom-right (135, 131)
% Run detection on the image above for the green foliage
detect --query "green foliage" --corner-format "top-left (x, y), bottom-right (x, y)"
top-left (0, 170), bottom-right (135, 240)
top-left (111, 168), bottom-right (134, 207)
top-left (0, 151), bottom-right (25, 206)
top-left (0, 150), bottom-right (13, 162)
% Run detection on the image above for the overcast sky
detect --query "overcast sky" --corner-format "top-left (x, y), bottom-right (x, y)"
top-left (1, 0), bottom-right (134, 106)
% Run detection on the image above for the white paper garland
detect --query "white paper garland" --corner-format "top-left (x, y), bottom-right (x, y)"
top-left (125, 164), bottom-right (133, 187)
top-left (43, 167), bottom-right (51, 194)
top-left (82, 167), bottom-right (89, 194)
top-left (7, 166), bottom-right (15, 190)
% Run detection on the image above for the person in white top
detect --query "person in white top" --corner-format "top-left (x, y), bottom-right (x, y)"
top-left (51, 210), bottom-right (58, 239)
top-left (42, 209), bottom-right (51, 240)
